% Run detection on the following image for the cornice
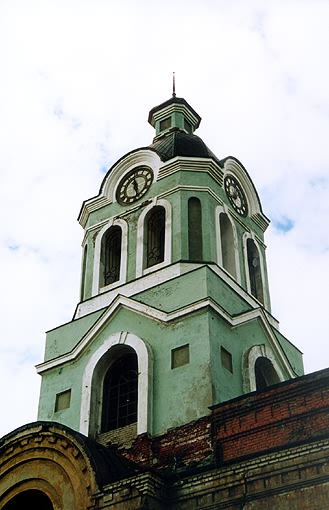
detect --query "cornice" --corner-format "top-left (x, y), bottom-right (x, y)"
top-left (36, 292), bottom-right (289, 376)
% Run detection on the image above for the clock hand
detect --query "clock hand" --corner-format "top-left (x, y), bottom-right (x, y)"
top-left (133, 178), bottom-right (138, 195)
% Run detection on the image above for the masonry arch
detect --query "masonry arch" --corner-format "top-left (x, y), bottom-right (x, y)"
top-left (0, 423), bottom-right (98, 510)
top-left (216, 206), bottom-right (240, 282)
top-left (3, 489), bottom-right (54, 510)
top-left (80, 332), bottom-right (152, 438)
top-left (255, 356), bottom-right (281, 390)
top-left (243, 232), bottom-right (268, 307)
top-left (243, 344), bottom-right (285, 393)
top-left (136, 198), bottom-right (172, 277)
top-left (92, 218), bottom-right (128, 296)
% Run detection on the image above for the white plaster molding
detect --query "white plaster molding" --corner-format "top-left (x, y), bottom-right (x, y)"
top-left (37, 294), bottom-right (291, 378)
top-left (242, 231), bottom-right (270, 310)
top-left (78, 196), bottom-right (111, 229)
top-left (75, 262), bottom-right (197, 318)
top-left (73, 261), bottom-right (278, 324)
top-left (136, 198), bottom-right (172, 278)
top-left (223, 159), bottom-right (262, 218)
top-left (92, 217), bottom-right (128, 296)
top-left (157, 157), bottom-right (224, 185)
top-left (215, 205), bottom-right (241, 285)
top-left (242, 344), bottom-right (285, 393)
top-left (78, 151), bottom-right (162, 228)
top-left (104, 150), bottom-right (162, 202)
top-left (79, 332), bottom-right (152, 436)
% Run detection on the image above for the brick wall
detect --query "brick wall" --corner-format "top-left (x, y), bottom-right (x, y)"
top-left (117, 369), bottom-right (329, 476)
top-left (121, 415), bottom-right (213, 473)
top-left (213, 368), bottom-right (329, 464)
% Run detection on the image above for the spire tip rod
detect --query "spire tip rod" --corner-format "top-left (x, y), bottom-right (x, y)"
top-left (172, 72), bottom-right (176, 97)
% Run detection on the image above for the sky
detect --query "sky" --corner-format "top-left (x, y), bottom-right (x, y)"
top-left (1, 0), bottom-right (329, 437)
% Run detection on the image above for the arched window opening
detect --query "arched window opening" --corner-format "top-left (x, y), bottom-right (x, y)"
top-left (188, 197), bottom-right (203, 260)
top-left (3, 490), bottom-right (54, 510)
top-left (145, 206), bottom-right (165, 268)
top-left (219, 213), bottom-right (236, 278)
top-left (101, 350), bottom-right (138, 432)
top-left (100, 226), bottom-right (122, 287)
top-left (247, 238), bottom-right (264, 303)
top-left (80, 244), bottom-right (88, 301)
top-left (255, 357), bottom-right (280, 391)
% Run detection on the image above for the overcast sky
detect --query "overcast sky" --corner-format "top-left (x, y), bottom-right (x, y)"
top-left (1, 0), bottom-right (329, 437)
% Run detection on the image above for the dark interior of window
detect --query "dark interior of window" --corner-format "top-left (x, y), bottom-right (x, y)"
top-left (188, 197), bottom-right (203, 260)
top-left (247, 238), bottom-right (264, 303)
top-left (80, 244), bottom-right (88, 300)
top-left (146, 206), bottom-right (165, 268)
top-left (101, 226), bottom-right (122, 286)
top-left (101, 351), bottom-right (138, 431)
top-left (3, 490), bottom-right (54, 510)
top-left (255, 357), bottom-right (280, 391)
top-left (220, 213), bottom-right (236, 278)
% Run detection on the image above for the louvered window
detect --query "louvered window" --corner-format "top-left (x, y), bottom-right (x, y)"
top-left (145, 206), bottom-right (165, 268)
top-left (100, 226), bottom-right (122, 286)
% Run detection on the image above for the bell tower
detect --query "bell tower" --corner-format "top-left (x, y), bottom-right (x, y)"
top-left (37, 94), bottom-right (304, 446)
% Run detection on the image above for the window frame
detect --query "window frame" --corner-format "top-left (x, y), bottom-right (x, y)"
top-left (216, 205), bottom-right (241, 284)
top-left (80, 332), bottom-right (152, 437)
top-left (136, 199), bottom-right (172, 277)
top-left (92, 218), bottom-right (128, 296)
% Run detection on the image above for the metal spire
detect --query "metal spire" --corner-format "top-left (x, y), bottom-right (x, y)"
top-left (172, 72), bottom-right (176, 97)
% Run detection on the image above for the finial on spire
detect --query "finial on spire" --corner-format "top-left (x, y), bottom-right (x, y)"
top-left (172, 72), bottom-right (176, 97)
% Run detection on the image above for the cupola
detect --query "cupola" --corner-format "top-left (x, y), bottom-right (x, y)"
top-left (148, 96), bottom-right (201, 138)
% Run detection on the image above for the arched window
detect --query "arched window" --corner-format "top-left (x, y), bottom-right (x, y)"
top-left (100, 226), bottom-right (122, 287)
top-left (145, 206), bottom-right (165, 268)
top-left (3, 490), bottom-right (54, 510)
top-left (81, 332), bottom-right (151, 437)
top-left (101, 349), bottom-right (138, 432)
top-left (188, 197), bottom-right (203, 260)
top-left (255, 356), bottom-right (281, 391)
top-left (80, 244), bottom-right (88, 301)
top-left (242, 345), bottom-right (285, 393)
top-left (219, 213), bottom-right (236, 278)
top-left (247, 238), bottom-right (264, 303)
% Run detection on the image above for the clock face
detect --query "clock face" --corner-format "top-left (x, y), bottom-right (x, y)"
top-left (224, 175), bottom-right (248, 216)
top-left (116, 166), bottom-right (153, 205)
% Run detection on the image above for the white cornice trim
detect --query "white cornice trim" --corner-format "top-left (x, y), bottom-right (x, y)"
top-left (79, 196), bottom-right (111, 228)
top-left (72, 262), bottom-right (277, 325)
top-left (78, 150), bottom-right (162, 228)
top-left (158, 157), bottom-right (224, 184)
top-left (223, 159), bottom-right (270, 230)
top-left (150, 102), bottom-right (200, 129)
top-left (36, 293), bottom-right (288, 376)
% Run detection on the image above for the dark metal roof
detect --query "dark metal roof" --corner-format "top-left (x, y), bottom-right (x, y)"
top-left (149, 129), bottom-right (221, 164)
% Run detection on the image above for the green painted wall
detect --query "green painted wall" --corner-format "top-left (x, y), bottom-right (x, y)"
top-left (38, 117), bottom-right (304, 440)
top-left (39, 306), bottom-right (213, 435)
top-left (80, 166), bottom-right (268, 302)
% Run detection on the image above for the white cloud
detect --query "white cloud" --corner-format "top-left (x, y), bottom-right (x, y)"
top-left (0, 0), bottom-right (329, 437)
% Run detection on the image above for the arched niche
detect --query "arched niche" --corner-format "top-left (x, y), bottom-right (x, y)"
top-left (188, 197), bottom-right (203, 261)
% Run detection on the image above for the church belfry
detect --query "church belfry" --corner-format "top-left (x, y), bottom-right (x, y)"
top-left (36, 94), bottom-right (303, 446)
